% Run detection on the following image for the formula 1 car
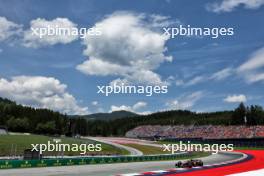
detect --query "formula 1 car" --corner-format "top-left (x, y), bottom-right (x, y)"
top-left (175, 159), bottom-right (203, 168)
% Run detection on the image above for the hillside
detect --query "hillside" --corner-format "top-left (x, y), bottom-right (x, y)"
top-left (86, 103), bottom-right (264, 136)
top-left (1, 97), bottom-right (264, 137)
top-left (0, 97), bottom-right (68, 134)
top-left (71, 110), bottom-right (138, 121)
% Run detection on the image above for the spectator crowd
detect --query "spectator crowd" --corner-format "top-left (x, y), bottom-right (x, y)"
top-left (125, 125), bottom-right (264, 139)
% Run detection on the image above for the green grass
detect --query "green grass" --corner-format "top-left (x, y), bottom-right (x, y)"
top-left (155, 141), bottom-right (181, 145)
top-left (234, 147), bottom-right (264, 150)
top-left (123, 143), bottom-right (175, 155)
top-left (0, 134), bottom-right (129, 156)
top-left (172, 151), bottom-right (210, 160)
top-left (123, 143), bottom-right (210, 161)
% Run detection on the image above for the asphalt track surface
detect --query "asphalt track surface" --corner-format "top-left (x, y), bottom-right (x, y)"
top-left (95, 137), bottom-right (164, 148)
top-left (166, 150), bottom-right (264, 176)
top-left (0, 152), bottom-right (243, 176)
top-left (85, 137), bottom-right (144, 156)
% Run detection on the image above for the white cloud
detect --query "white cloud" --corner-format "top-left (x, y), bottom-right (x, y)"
top-left (0, 17), bottom-right (22, 41)
top-left (76, 11), bottom-right (172, 86)
top-left (176, 47), bottom-right (264, 85)
top-left (244, 73), bottom-right (264, 83)
top-left (132, 101), bottom-right (147, 110)
top-left (175, 76), bottom-right (206, 87)
top-left (91, 101), bottom-right (104, 113)
top-left (166, 91), bottom-right (204, 110)
top-left (175, 79), bottom-right (184, 86)
top-left (126, 70), bottom-right (168, 86)
top-left (110, 105), bottom-right (132, 112)
top-left (148, 14), bottom-right (180, 28)
top-left (92, 101), bottom-right (98, 106)
top-left (110, 101), bottom-right (149, 114)
top-left (175, 67), bottom-right (234, 87)
top-left (0, 76), bottom-right (88, 115)
top-left (206, 0), bottom-right (264, 13)
top-left (238, 47), bottom-right (264, 83)
top-left (165, 76), bottom-right (175, 86)
top-left (109, 78), bottom-right (131, 87)
top-left (185, 76), bottom-right (205, 86)
top-left (238, 47), bottom-right (264, 72)
top-left (77, 59), bottom-right (127, 76)
top-left (224, 94), bottom-right (247, 103)
top-left (23, 18), bottom-right (78, 48)
top-left (210, 67), bottom-right (234, 81)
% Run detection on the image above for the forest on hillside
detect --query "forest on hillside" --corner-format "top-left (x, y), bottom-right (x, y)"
top-left (86, 103), bottom-right (264, 136)
top-left (0, 97), bottom-right (264, 136)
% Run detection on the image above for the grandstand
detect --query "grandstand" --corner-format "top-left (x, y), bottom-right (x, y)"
top-left (125, 125), bottom-right (264, 139)
top-left (126, 125), bottom-right (264, 147)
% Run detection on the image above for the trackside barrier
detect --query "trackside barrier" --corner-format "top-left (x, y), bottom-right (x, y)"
top-left (0, 152), bottom-right (192, 169)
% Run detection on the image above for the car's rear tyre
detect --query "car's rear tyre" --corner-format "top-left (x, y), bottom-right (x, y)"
top-left (175, 161), bottom-right (182, 168)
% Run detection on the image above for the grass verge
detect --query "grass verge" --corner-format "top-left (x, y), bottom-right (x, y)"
top-left (0, 134), bottom-right (129, 156)
top-left (123, 143), bottom-right (170, 155)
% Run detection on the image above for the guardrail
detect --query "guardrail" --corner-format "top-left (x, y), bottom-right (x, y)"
top-left (0, 153), bottom-right (191, 169)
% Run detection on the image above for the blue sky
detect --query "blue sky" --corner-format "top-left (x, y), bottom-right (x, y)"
top-left (0, 0), bottom-right (264, 115)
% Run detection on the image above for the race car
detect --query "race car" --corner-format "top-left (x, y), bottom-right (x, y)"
top-left (175, 159), bottom-right (203, 168)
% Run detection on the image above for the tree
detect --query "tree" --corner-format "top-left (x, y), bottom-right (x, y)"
top-left (247, 105), bottom-right (264, 125)
top-left (7, 117), bottom-right (29, 132)
top-left (36, 121), bottom-right (56, 134)
top-left (232, 103), bottom-right (247, 125)
top-left (0, 97), bottom-right (68, 134)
